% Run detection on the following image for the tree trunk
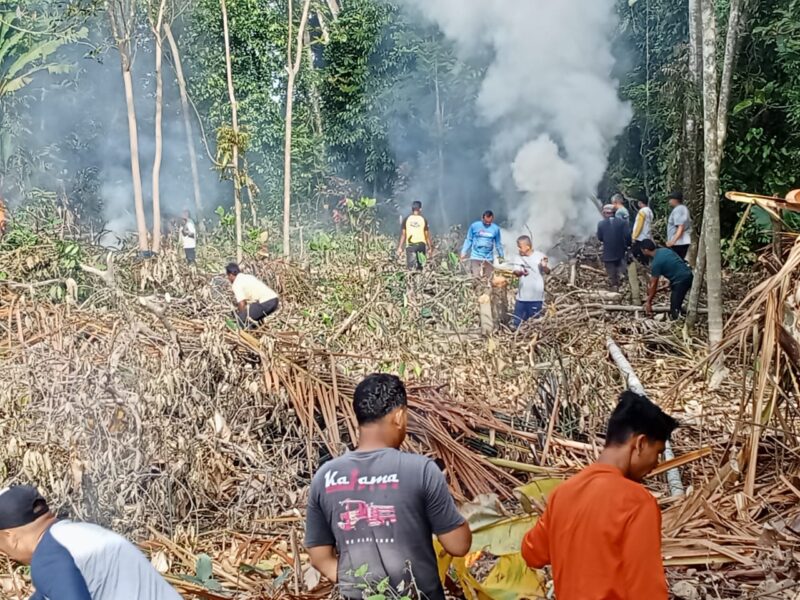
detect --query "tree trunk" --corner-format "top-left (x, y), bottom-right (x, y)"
top-left (700, 0), bottom-right (724, 354)
top-left (164, 23), bottom-right (203, 217)
top-left (282, 0), bottom-right (313, 258)
top-left (150, 0), bottom-right (166, 254)
top-left (686, 232), bottom-right (706, 330)
top-left (434, 58), bottom-right (447, 229)
top-left (220, 0), bottom-right (242, 263)
top-left (683, 0), bottom-right (702, 214)
top-left (122, 68), bottom-right (148, 252)
top-left (325, 0), bottom-right (339, 18)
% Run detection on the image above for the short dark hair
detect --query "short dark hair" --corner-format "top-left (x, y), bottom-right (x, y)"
top-left (668, 191), bottom-right (684, 202)
top-left (606, 391), bottom-right (679, 445)
top-left (411, 201), bottom-right (422, 211)
top-left (482, 210), bottom-right (494, 218)
top-left (353, 373), bottom-right (407, 425)
top-left (638, 197), bottom-right (649, 206)
top-left (639, 239), bottom-right (656, 252)
top-left (225, 262), bottom-right (240, 276)
top-left (517, 235), bottom-right (532, 245)
top-left (611, 193), bottom-right (625, 204)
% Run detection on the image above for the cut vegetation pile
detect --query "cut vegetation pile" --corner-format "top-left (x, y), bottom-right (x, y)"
top-left (0, 226), bottom-right (798, 598)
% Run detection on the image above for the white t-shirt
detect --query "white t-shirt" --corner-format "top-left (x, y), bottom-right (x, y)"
top-left (635, 206), bottom-right (654, 241)
top-left (514, 251), bottom-right (547, 302)
top-left (181, 219), bottom-right (197, 249)
top-left (30, 520), bottom-right (181, 600)
top-left (232, 273), bottom-right (277, 304)
top-left (668, 205), bottom-right (692, 245)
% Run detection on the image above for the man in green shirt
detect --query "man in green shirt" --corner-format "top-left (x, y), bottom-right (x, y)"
top-left (640, 239), bottom-right (694, 319)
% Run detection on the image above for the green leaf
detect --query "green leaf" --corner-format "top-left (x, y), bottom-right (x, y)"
top-left (353, 563), bottom-right (369, 578)
top-left (195, 554), bottom-right (214, 582)
top-left (366, 595), bottom-right (386, 600)
top-left (376, 577), bottom-right (390, 592)
top-left (732, 98), bottom-right (754, 115)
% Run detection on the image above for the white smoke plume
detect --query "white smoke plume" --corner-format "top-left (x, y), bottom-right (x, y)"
top-left (396, 0), bottom-right (631, 252)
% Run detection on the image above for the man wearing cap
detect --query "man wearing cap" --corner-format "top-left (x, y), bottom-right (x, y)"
top-left (0, 485), bottom-right (181, 599)
top-left (225, 262), bottom-right (280, 328)
top-left (597, 204), bottom-right (631, 292)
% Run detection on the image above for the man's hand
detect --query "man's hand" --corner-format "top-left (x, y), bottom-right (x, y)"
top-left (498, 256), bottom-right (505, 264)
top-left (307, 546), bottom-right (338, 583)
top-left (513, 269), bottom-right (527, 277)
top-left (666, 240), bottom-right (674, 248)
top-left (396, 247), bottom-right (403, 259)
top-left (460, 254), bottom-right (468, 262)
top-left (645, 301), bottom-right (653, 317)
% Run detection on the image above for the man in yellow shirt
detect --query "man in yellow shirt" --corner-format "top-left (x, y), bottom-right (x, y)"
top-left (225, 263), bottom-right (279, 328)
top-left (396, 201), bottom-right (433, 271)
top-left (631, 197), bottom-right (654, 265)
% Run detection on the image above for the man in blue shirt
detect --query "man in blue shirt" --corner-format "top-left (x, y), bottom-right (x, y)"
top-left (640, 239), bottom-right (694, 319)
top-left (0, 485), bottom-right (181, 599)
top-left (461, 210), bottom-right (504, 282)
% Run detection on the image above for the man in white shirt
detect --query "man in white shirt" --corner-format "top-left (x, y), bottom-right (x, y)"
top-left (666, 192), bottom-right (692, 260)
top-left (631, 197), bottom-right (654, 265)
top-left (180, 210), bottom-right (197, 265)
top-left (511, 235), bottom-right (550, 329)
top-left (226, 262), bottom-right (279, 328)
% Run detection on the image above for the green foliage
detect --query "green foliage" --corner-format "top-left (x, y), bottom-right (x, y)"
top-left (178, 554), bottom-right (222, 591)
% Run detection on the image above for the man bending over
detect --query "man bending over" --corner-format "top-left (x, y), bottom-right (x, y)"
top-left (226, 262), bottom-right (279, 328)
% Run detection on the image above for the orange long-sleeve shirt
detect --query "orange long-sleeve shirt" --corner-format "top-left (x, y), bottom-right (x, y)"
top-left (522, 463), bottom-right (668, 600)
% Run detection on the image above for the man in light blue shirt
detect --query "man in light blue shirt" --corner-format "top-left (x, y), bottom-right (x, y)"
top-left (460, 210), bottom-right (504, 282)
top-left (0, 485), bottom-right (181, 600)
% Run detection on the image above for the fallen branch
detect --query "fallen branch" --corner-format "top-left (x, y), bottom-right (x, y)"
top-left (607, 336), bottom-right (684, 496)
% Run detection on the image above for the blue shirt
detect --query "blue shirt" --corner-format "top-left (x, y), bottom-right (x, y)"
top-left (650, 248), bottom-right (692, 285)
top-left (30, 521), bottom-right (181, 600)
top-left (461, 221), bottom-right (504, 261)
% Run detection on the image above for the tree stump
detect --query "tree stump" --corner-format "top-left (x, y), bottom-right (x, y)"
top-left (478, 293), bottom-right (493, 335)
top-left (490, 275), bottom-right (509, 329)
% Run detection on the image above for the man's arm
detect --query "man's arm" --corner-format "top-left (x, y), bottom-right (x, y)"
top-left (597, 221), bottom-right (604, 242)
top-left (460, 224), bottom-right (475, 259)
top-left (425, 221), bottom-right (433, 253)
top-left (307, 545), bottom-right (339, 582)
top-left (423, 461), bottom-right (472, 556)
top-left (30, 533), bottom-right (93, 600)
top-left (632, 211), bottom-right (645, 240)
top-left (645, 276), bottom-right (659, 315)
top-left (494, 227), bottom-right (504, 260)
top-left (624, 224), bottom-right (632, 248)
top-left (667, 224), bottom-right (685, 247)
top-left (621, 498), bottom-right (668, 599)
top-left (539, 256), bottom-right (551, 275)
top-left (521, 511), bottom-right (550, 569)
top-left (397, 217), bottom-right (407, 254)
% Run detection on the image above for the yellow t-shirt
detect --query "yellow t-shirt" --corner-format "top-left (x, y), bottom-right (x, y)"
top-left (232, 273), bottom-right (277, 304)
top-left (404, 214), bottom-right (427, 245)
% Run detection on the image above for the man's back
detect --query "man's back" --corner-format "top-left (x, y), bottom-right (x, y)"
top-left (597, 218), bottom-right (630, 262)
top-left (305, 448), bottom-right (463, 600)
top-left (30, 520), bottom-right (181, 600)
top-left (522, 464), bottom-right (668, 600)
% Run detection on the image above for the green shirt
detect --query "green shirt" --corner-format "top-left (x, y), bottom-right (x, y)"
top-left (650, 248), bottom-right (692, 285)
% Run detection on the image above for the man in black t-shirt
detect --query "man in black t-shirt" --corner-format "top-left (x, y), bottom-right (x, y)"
top-left (304, 374), bottom-right (472, 599)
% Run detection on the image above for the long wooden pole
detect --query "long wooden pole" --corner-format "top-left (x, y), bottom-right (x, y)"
top-left (606, 337), bottom-right (684, 496)
top-left (220, 0), bottom-right (242, 263)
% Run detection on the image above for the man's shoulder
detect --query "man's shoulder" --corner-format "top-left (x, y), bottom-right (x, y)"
top-left (50, 521), bottom-right (130, 555)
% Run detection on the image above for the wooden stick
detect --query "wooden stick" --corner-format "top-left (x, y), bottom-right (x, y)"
top-left (607, 337), bottom-right (685, 496)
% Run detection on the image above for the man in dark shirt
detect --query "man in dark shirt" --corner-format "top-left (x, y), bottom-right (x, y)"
top-left (641, 239), bottom-right (694, 319)
top-left (597, 204), bottom-right (631, 292)
top-left (304, 374), bottom-right (471, 600)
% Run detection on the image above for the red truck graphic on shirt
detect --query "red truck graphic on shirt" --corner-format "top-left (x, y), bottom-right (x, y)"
top-left (337, 499), bottom-right (397, 531)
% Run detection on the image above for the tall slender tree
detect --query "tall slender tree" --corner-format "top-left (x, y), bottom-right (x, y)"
top-left (106, 0), bottom-right (148, 253)
top-left (220, 0), bottom-right (242, 262)
top-left (149, 0), bottom-right (167, 254)
top-left (282, 0), bottom-right (312, 258)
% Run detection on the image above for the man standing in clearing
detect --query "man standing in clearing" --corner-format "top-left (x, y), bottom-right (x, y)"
top-left (522, 392), bottom-right (678, 600)
top-left (305, 374), bottom-right (472, 600)
top-left (597, 204), bottom-right (631, 292)
top-left (511, 235), bottom-right (550, 328)
top-left (461, 210), bottom-right (504, 282)
top-left (666, 191), bottom-right (692, 260)
top-left (611, 193), bottom-right (630, 223)
top-left (0, 485), bottom-right (181, 599)
top-left (180, 209), bottom-right (197, 265)
top-left (226, 262), bottom-right (279, 328)
top-left (641, 239), bottom-right (694, 319)
top-left (631, 197), bottom-right (654, 265)
top-left (396, 201), bottom-right (433, 271)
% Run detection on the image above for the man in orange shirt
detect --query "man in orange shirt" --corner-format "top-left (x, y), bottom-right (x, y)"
top-left (522, 391), bottom-right (678, 599)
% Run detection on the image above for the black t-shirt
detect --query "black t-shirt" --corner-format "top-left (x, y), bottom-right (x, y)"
top-left (305, 448), bottom-right (465, 600)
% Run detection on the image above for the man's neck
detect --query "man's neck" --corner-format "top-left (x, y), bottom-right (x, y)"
top-left (596, 448), bottom-right (630, 478)
top-left (356, 429), bottom-right (392, 452)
